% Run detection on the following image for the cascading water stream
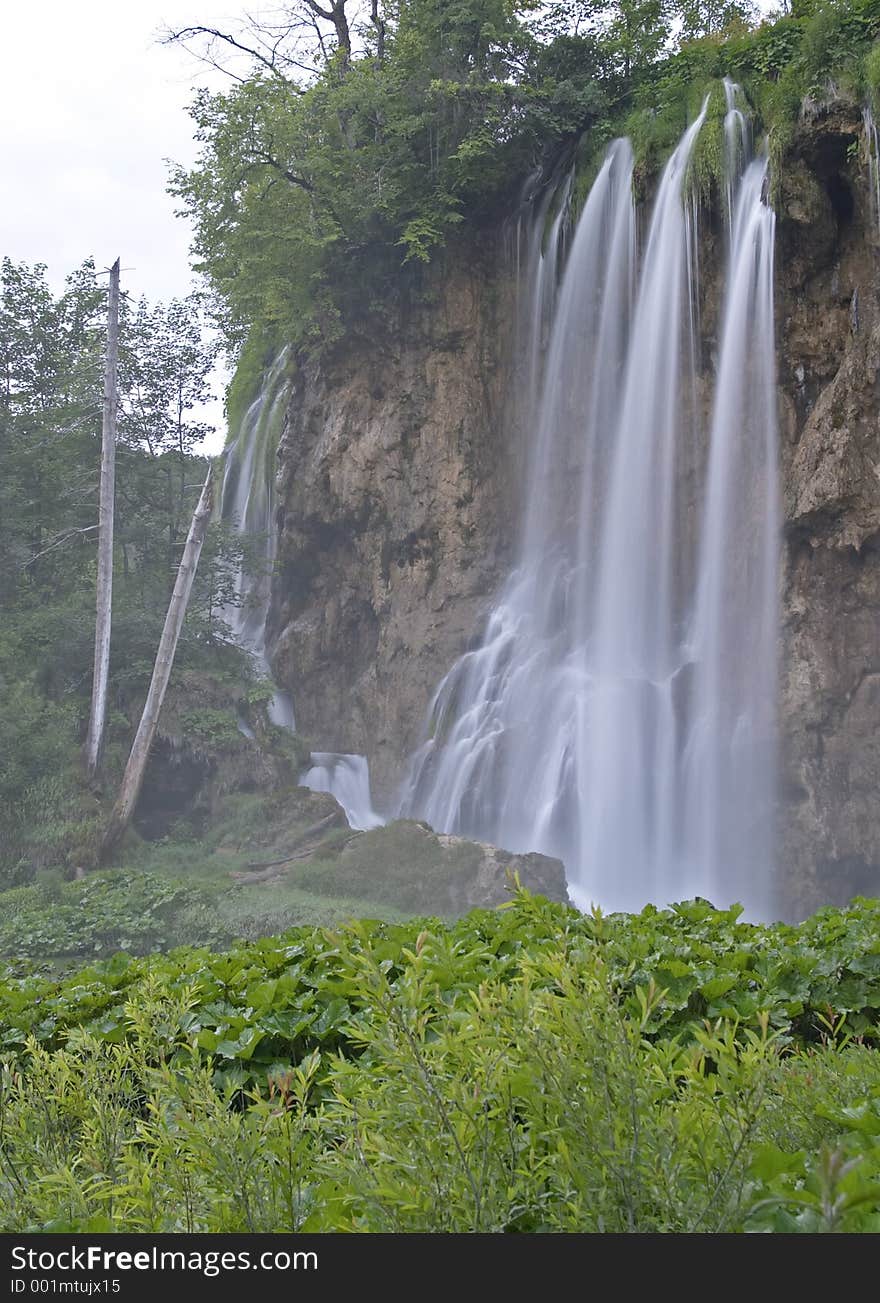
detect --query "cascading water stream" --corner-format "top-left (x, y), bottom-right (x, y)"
top-left (219, 349), bottom-right (296, 730)
top-left (300, 754), bottom-right (384, 830)
top-left (863, 105), bottom-right (880, 231)
top-left (574, 105), bottom-right (707, 910)
top-left (219, 355), bottom-right (383, 830)
top-left (682, 155), bottom-right (778, 918)
top-left (397, 140), bottom-right (636, 861)
top-left (723, 79), bottom-right (750, 223)
top-left (399, 98), bottom-right (781, 917)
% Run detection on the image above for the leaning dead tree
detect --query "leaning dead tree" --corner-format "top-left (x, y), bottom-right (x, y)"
top-left (85, 257), bottom-right (120, 777)
top-left (101, 465), bottom-right (214, 859)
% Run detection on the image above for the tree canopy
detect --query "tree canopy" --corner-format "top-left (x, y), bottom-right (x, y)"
top-left (167, 0), bottom-right (880, 352)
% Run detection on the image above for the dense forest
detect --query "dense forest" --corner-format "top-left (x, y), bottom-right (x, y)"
top-left (2, 0), bottom-right (880, 1236)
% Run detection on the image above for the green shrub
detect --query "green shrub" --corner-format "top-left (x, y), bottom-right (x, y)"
top-left (2, 892), bottom-right (880, 1231)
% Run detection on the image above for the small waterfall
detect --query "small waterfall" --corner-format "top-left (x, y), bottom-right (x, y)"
top-left (220, 349), bottom-right (295, 729)
top-left (301, 754), bottom-right (384, 830)
top-left (863, 106), bottom-right (880, 230)
top-left (513, 170), bottom-right (572, 439)
top-left (220, 352), bottom-right (385, 830)
top-left (400, 97), bottom-right (780, 917)
top-left (723, 79), bottom-right (750, 224)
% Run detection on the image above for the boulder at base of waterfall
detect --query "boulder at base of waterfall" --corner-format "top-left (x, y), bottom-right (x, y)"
top-left (289, 818), bottom-right (570, 918)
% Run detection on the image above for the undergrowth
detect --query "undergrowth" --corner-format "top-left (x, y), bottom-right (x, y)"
top-left (1, 891), bottom-right (880, 1231)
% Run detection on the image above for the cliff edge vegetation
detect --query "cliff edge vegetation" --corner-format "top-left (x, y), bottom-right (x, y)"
top-left (171, 0), bottom-right (880, 357)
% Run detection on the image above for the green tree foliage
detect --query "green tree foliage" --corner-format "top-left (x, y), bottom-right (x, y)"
top-left (533, 1), bottom-right (675, 80)
top-left (678, 0), bottom-right (756, 42)
top-left (0, 261), bottom-right (246, 882)
top-left (612, 0), bottom-right (880, 195)
top-left (169, 1), bottom-right (611, 347)
top-left (169, 0), bottom-right (880, 356)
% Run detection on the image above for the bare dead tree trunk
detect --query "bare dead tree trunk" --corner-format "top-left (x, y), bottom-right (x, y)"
top-left (101, 466), bottom-right (214, 860)
top-left (85, 258), bottom-right (120, 777)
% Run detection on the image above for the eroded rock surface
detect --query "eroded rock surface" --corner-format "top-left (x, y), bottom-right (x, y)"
top-left (269, 243), bottom-right (520, 801)
top-left (775, 97), bottom-right (880, 914)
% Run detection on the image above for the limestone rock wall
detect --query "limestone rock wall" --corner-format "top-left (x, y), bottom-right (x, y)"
top-left (269, 239), bottom-right (520, 801)
top-left (776, 101), bottom-right (880, 916)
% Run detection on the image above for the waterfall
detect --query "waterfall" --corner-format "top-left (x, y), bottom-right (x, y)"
top-left (864, 106), bottom-right (880, 231)
top-left (219, 349), bottom-right (296, 730)
top-left (219, 352), bottom-right (383, 831)
top-left (397, 140), bottom-right (636, 862)
top-left (399, 99), bottom-right (780, 917)
top-left (301, 753), bottom-right (384, 830)
top-left (723, 79), bottom-right (750, 224)
top-left (682, 157), bottom-right (778, 918)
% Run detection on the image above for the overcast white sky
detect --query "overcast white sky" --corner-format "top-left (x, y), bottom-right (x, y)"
top-left (0, 0), bottom-right (216, 302)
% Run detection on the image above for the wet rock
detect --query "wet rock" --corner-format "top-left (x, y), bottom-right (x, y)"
top-left (289, 818), bottom-right (570, 917)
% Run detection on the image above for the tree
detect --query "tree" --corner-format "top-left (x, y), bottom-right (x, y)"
top-left (0, 259), bottom-right (238, 881)
top-left (677, 0), bottom-right (757, 41)
top-left (163, 1), bottom-right (366, 83)
top-left (116, 291), bottom-right (220, 584)
top-left (84, 258), bottom-right (120, 777)
top-left (0, 258), bottom-right (104, 601)
top-left (167, 1), bottom-right (554, 343)
top-left (101, 465), bottom-right (215, 860)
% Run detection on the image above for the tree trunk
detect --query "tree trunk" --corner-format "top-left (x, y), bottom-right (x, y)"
top-left (85, 258), bottom-right (120, 776)
top-left (101, 466), bottom-right (214, 860)
top-left (331, 0), bottom-right (351, 64)
top-left (369, 0), bottom-right (385, 62)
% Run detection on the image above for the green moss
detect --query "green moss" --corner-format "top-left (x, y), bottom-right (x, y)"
top-left (865, 41), bottom-right (880, 107)
top-left (687, 81), bottom-right (728, 203)
top-left (224, 328), bottom-right (287, 444)
top-left (293, 820), bottom-right (484, 916)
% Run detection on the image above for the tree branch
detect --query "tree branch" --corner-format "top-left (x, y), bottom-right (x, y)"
top-left (22, 525), bottom-right (99, 568)
top-left (252, 148), bottom-right (314, 192)
top-left (162, 24), bottom-right (300, 84)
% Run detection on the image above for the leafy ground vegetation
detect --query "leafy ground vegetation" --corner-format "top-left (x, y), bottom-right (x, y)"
top-left (2, 892), bottom-right (880, 1232)
top-left (0, 794), bottom-right (423, 970)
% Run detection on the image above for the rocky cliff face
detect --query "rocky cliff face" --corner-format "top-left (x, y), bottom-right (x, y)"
top-left (269, 104), bottom-right (880, 919)
top-left (775, 100), bottom-right (880, 917)
top-left (269, 241), bottom-right (522, 800)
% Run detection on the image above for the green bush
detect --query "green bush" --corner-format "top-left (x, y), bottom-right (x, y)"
top-left (1, 892), bottom-right (880, 1231)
